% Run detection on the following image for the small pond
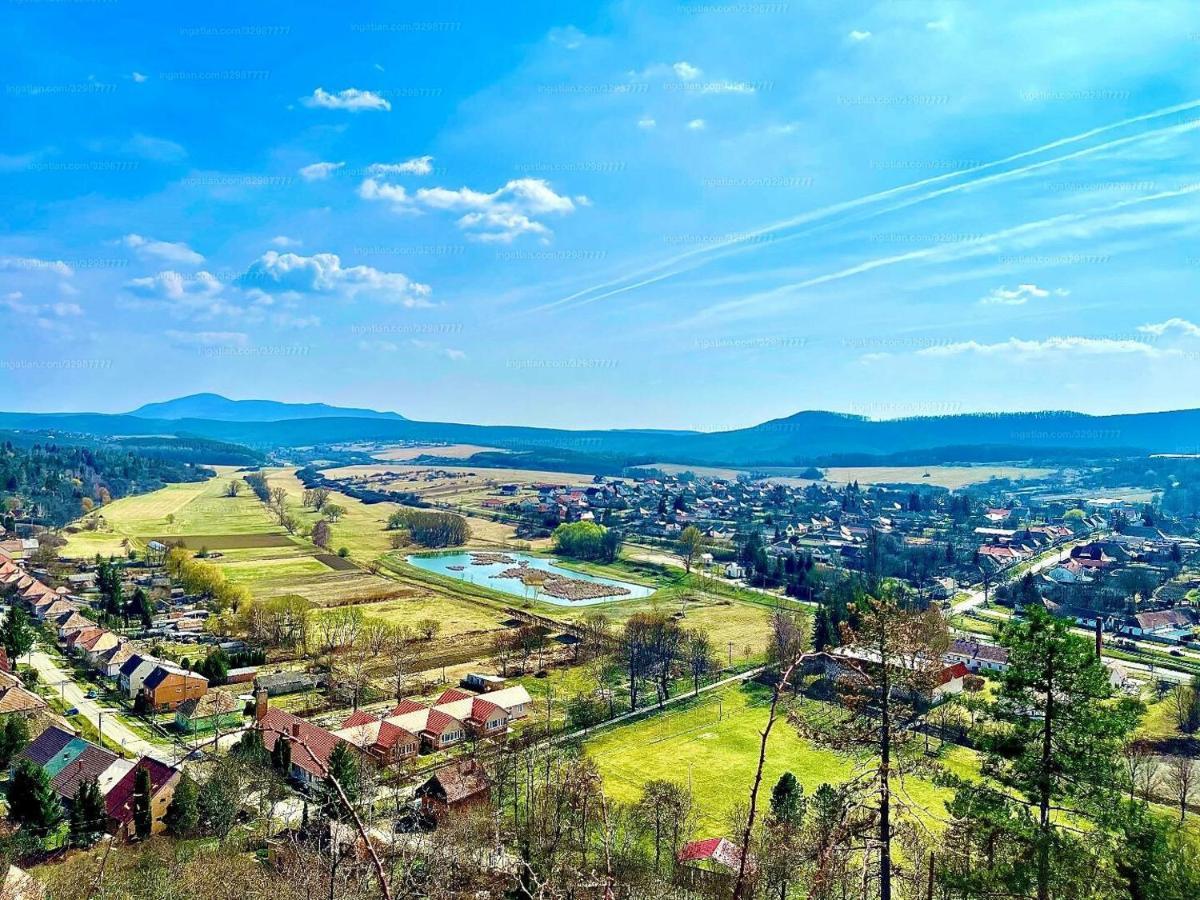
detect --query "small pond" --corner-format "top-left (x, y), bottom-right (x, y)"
top-left (406, 551), bottom-right (655, 606)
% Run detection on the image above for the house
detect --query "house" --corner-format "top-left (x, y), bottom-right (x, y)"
top-left (332, 714), bottom-right (420, 765)
top-left (118, 655), bottom-right (160, 698)
top-left (807, 649), bottom-right (968, 700)
top-left (96, 643), bottom-right (136, 679)
top-left (945, 639), bottom-right (1010, 673)
top-left (141, 665), bottom-right (208, 711)
top-left (415, 758), bottom-right (492, 821)
top-left (175, 691), bottom-right (242, 733)
top-left (463, 672), bottom-right (506, 693)
top-left (255, 701), bottom-right (347, 786)
top-left (0, 670), bottom-right (46, 716)
top-left (676, 837), bottom-right (751, 893)
top-left (104, 757), bottom-right (182, 840)
top-left (255, 670), bottom-right (322, 697)
top-left (724, 562), bottom-right (745, 579)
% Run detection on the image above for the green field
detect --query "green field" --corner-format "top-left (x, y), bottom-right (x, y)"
top-left (585, 683), bottom-right (975, 831)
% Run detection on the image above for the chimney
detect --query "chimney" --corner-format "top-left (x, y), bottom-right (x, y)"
top-left (291, 721), bottom-right (301, 738)
top-left (254, 687), bottom-right (268, 722)
top-left (1095, 616), bottom-right (1103, 658)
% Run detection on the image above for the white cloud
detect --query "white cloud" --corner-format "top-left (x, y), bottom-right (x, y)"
top-left (122, 233), bottom-right (205, 265)
top-left (238, 251), bottom-right (432, 306)
top-left (131, 71), bottom-right (147, 83)
top-left (978, 283), bottom-right (1068, 306)
top-left (50, 302), bottom-right (82, 317)
top-left (299, 161), bottom-right (345, 181)
top-left (925, 18), bottom-right (951, 31)
top-left (358, 339), bottom-right (399, 353)
top-left (698, 80), bottom-right (756, 95)
top-left (125, 270), bottom-right (222, 301)
top-left (1138, 317), bottom-right (1200, 337)
top-left (270, 235), bottom-right (301, 248)
top-left (687, 119), bottom-right (707, 131)
top-left (548, 26), bottom-right (585, 50)
top-left (303, 87), bottom-right (391, 112)
top-left (166, 329), bottom-right (248, 347)
top-left (0, 255), bottom-right (73, 276)
top-left (444, 348), bottom-right (466, 360)
top-left (637, 117), bottom-right (657, 129)
top-left (673, 61), bottom-right (702, 81)
top-left (367, 155), bottom-right (433, 176)
top-left (918, 336), bottom-right (1167, 358)
top-left (849, 30), bottom-right (872, 41)
top-left (361, 177), bottom-right (584, 242)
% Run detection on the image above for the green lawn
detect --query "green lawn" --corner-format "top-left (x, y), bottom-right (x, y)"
top-left (584, 682), bottom-right (975, 832)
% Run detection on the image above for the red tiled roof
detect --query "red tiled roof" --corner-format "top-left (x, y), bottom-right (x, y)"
top-left (421, 709), bottom-right (463, 737)
top-left (259, 709), bottom-right (345, 779)
top-left (340, 710), bottom-right (379, 729)
top-left (435, 688), bottom-right (472, 705)
top-left (389, 699), bottom-right (427, 717)
top-left (677, 837), bottom-right (745, 872)
top-left (374, 721), bottom-right (417, 752)
top-left (470, 697), bottom-right (505, 724)
top-left (938, 662), bottom-right (970, 685)
top-left (105, 757), bottom-right (179, 826)
top-left (52, 746), bottom-right (118, 800)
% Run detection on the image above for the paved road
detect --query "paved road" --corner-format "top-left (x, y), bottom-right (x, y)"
top-left (951, 536), bottom-right (1097, 614)
top-left (27, 648), bottom-right (175, 763)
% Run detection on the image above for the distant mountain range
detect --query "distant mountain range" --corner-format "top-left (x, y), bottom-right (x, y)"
top-left (127, 393), bottom-right (405, 422)
top-left (3, 397), bottom-right (1200, 468)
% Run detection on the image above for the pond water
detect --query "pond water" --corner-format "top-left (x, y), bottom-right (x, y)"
top-left (405, 551), bottom-right (655, 606)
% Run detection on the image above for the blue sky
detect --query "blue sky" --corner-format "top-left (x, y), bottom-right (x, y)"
top-left (3, 0), bottom-right (1200, 429)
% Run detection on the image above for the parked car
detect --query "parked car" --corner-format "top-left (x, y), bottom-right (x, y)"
top-left (85, 689), bottom-right (98, 699)
top-left (65, 707), bottom-right (79, 716)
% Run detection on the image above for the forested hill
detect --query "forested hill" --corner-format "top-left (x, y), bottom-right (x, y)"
top-left (0, 436), bottom-right (250, 528)
top-left (3, 405), bottom-right (1200, 466)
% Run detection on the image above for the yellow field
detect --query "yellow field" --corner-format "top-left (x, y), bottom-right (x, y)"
top-left (766, 465), bottom-right (1055, 489)
top-left (372, 443), bottom-right (503, 461)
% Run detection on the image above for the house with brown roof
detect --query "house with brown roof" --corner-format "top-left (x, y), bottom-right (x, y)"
top-left (332, 713), bottom-right (420, 765)
top-left (140, 665), bottom-right (207, 712)
top-left (105, 757), bottom-right (182, 840)
top-left (256, 705), bottom-right (348, 786)
top-left (0, 670), bottom-right (46, 716)
top-left (415, 758), bottom-right (492, 821)
top-left (175, 691), bottom-right (242, 733)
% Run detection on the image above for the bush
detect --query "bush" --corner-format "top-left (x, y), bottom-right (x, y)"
top-left (386, 509), bottom-right (470, 548)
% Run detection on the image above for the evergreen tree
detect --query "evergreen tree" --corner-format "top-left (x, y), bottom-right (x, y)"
top-left (323, 743), bottom-right (359, 819)
top-left (132, 765), bottom-right (154, 839)
top-left (0, 607), bottom-right (35, 663)
top-left (768, 771), bottom-right (804, 826)
top-left (8, 758), bottom-right (64, 839)
top-left (68, 777), bottom-right (107, 847)
top-left (0, 714), bottom-right (30, 768)
top-left (270, 734), bottom-right (292, 775)
top-left (940, 606), bottom-right (1141, 900)
top-left (163, 772), bottom-right (199, 836)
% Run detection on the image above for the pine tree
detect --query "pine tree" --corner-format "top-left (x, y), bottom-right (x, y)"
top-left (270, 734), bottom-right (292, 775)
top-left (0, 714), bottom-right (30, 768)
top-left (69, 777), bottom-right (107, 847)
top-left (163, 773), bottom-right (199, 836)
top-left (132, 765), bottom-right (154, 839)
top-left (8, 758), bottom-right (64, 839)
top-left (323, 743), bottom-right (359, 819)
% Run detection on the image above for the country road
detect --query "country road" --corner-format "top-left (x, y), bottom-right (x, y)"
top-left (27, 647), bottom-right (175, 763)
top-left (951, 534), bottom-right (1099, 614)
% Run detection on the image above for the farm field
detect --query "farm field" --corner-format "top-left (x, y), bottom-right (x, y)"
top-left (585, 682), bottom-right (974, 831)
top-left (372, 443), bottom-right (505, 461)
top-left (765, 464), bottom-right (1057, 489)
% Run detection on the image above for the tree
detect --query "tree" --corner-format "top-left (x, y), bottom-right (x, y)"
top-left (797, 593), bottom-right (948, 900)
top-left (311, 519), bottom-right (331, 549)
top-left (225, 479), bottom-right (241, 497)
top-left (323, 503), bottom-right (346, 523)
top-left (685, 628), bottom-right (713, 695)
top-left (1165, 752), bottom-right (1198, 824)
top-left (941, 605), bottom-right (1141, 900)
top-left (8, 758), bottom-right (63, 838)
top-left (634, 780), bottom-right (694, 872)
top-left (417, 618), bottom-right (441, 642)
top-left (762, 772), bottom-right (806, 900)
top-left (324, 743), bottom-right (360, 819)
top-left (0, 606), bottom-right (35, 663)
top-left (0, 714), bottom-right (30, 768)
top-left (163, 772), bottom-right (199, 836)
top-left (677, 525), bottom-right (705, 574)
top-left (69, 777), bottom-right (107, 847)
top-left (271, 734), bottom-right (293, 775)
top-left (133, 765), bottom-right (154, 839)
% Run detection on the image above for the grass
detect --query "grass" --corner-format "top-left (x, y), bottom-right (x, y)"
top-left (584, 682), bottom-right (973, 831)
top-left (318, 591), bottom-right (510, 638)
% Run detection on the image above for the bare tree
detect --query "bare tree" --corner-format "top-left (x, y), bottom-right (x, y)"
top-left (1164, 752), bottom-right (1198, 823)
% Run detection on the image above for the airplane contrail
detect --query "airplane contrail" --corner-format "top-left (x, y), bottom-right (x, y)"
top-left (527, 97), bottom-right (1200, 315)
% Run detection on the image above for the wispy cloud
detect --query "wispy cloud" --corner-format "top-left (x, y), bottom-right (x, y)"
top-left (1138, 317), bottom-right (1200, 337)
top-left (299, 161), bottom-right (345, 181)
top-left (367, 156), bottom-right (434, 176)
top-left (979, 283), bottom-right (1068, 306)
top-left (122, 234), bottom-right (204, 265)
top-left (303, 87), bottom-right (391, 112)
top-left (918, 336), bottom-right (1168, 358)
